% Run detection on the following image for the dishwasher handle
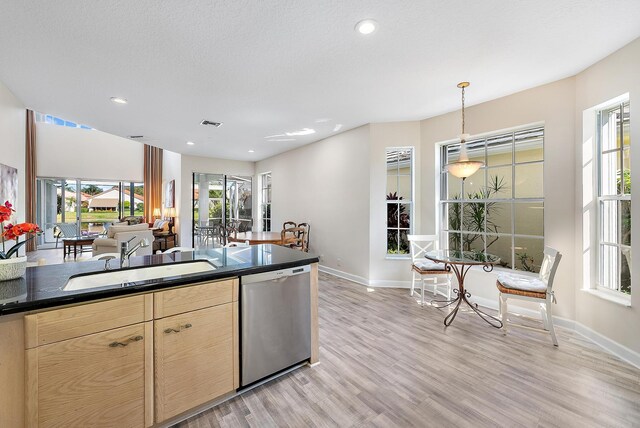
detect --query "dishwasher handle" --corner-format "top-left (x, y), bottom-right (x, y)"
top-left (241, 265), bottom-right (311, 284)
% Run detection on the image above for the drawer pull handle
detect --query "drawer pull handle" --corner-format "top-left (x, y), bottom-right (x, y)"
top-left (164, 323), bottom-right (192, 334)
top-left (109, 335), bottom-right (144, 348)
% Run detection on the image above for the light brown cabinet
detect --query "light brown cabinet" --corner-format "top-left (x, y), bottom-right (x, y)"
top-left (25, 321), bottom-right (153, 427)
top-left (153, 278), bottom-right (238, 423)
top-left (154, 303), bottom-right (234, 421)
top-left (23, 294), bottom-right (154, 427)
top-left (0, 266), bottom-right (318, 427)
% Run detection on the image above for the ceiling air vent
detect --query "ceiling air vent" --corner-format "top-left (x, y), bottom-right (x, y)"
top-left (129, 135), bottom-right (144, 139)
top-left (200, 120), bottom-right (223, 127)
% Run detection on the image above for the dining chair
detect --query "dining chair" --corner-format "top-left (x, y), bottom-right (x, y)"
top-left (497, 246), bottom-right (562, 346)
top-left (283, 221), bottom-right (296, 230)
top-left (281, 227), bottom-right (306, 251)
top-left (408, 235), bottom-right (452, 306)
top-left (297, 223), bottom-right (310, 252)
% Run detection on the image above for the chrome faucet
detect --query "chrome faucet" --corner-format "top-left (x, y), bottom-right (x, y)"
top-left (120, 236), bottom-right (150, 268)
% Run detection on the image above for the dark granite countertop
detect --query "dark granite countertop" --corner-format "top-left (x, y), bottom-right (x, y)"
top-left (0, 245), bottom-right (318, 316)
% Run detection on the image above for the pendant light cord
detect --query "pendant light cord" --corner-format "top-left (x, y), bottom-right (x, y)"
top-left (461, 85), bottom-right (465, 136)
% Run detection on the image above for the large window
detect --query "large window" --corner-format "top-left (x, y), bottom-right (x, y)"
top-left (440, 127), bottom-right (544, 272)
top-left (386, 147), bottom-right (414, 256)
top-left (260, 172), bottom-right (272, 231)
top-left (36, 178), bottom-right (144, 247)
top-left (597, 101), bottom-right (631, 295)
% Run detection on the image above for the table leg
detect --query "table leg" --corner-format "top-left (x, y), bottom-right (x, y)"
top-left (430, 262), bottom-right (503, 329)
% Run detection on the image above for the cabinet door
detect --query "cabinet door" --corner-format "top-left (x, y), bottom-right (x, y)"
top-left (26, 322), bottom-right (152, 428)
top-left (155, 303), bottom-right (234, 422)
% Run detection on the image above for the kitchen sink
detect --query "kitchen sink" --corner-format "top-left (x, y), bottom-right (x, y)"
top-left (63, 261), bottom-right (216, 291)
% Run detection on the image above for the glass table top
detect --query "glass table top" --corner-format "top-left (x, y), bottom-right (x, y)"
top-left (425, 249), bottom-right (500, 265)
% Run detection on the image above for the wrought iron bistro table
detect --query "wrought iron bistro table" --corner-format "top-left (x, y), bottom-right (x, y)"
top-left (425, 249), bottom-right (503, 328)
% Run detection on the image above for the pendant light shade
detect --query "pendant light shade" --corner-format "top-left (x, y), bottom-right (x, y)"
top-left (444, 82), bottom-right (483, 180)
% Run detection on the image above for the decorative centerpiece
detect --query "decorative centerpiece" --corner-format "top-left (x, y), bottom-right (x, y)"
top-left (0, 201), bottom-right (41, 281)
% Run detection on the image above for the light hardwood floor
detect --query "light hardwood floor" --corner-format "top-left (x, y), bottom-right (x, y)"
top-left (176, 272), bottom-right (640, 428)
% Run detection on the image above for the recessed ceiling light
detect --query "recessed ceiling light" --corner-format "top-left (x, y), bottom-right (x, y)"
top-left (285, 128), bottom-right (315, 137)
top-left (355, 19), bottom-right (378, 35)
top-left (248, 149), bottom-right (255, 153)
top-left (186, 141), bottom-right (195, 145)
top-left (110, 97), bottom-right (128, 104)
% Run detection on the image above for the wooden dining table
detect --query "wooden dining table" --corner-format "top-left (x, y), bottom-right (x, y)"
top-left (228, 231), bottom-right (284, 245)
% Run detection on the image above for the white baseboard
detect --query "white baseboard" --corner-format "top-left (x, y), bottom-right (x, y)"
top-left (318, 265), bottom-right (640, 369)
top-left (318, 265), bottom-right (413, 288)
top-left (318, 265), bottom-right (370, 286)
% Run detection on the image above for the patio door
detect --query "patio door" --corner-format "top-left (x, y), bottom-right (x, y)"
top-left (36, 179), bottom-right (145, 248)
top-left (36, 178), bottom-right (80, 246)
top-left (192, 173), bottom-right (253, 249)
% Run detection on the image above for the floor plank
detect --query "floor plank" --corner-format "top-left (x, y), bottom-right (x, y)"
top-left (176, 273), bottom-right (640, 428)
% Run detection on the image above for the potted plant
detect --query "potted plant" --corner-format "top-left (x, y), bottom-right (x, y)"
top-left (0, 201), bottom-right (41, 281)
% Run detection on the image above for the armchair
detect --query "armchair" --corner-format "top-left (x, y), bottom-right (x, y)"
top-left (92, 223), bottom-right (154, 256)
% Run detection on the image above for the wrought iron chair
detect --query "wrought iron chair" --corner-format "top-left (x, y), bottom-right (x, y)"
top-left (497, 246), bottom-right (562, 346)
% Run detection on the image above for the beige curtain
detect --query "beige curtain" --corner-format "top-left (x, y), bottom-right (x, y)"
top-left (143, 144), bottom-right (163, 223)
top-left (25, 110), bottom-right (37, 252)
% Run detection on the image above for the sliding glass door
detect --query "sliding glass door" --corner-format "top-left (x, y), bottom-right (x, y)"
top-left (36, 178), bottom-right (145, 248)
top-left (192, 173), bottom-right (253, 249)
top-left (37, 178), bottom-right (79, 246)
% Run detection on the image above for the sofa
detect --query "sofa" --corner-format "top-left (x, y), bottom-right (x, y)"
top-left (92, 223), bottom-right (154, 256)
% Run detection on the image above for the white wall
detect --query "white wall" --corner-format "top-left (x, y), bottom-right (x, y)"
top-left (177, 154), bottom-right (255, 248)
top-left (36, 123), bottom-right (143, 181)
top-left (257, 125), bottom-right (372, 279)
top-left (162, 149), bottom-right (182, 242)
top-left (420, 78), bottom-right (577, 320)
top-left (0, 81), bottom-right (26, 225)
top-left (575, 38), bottom-right (640, 355)
top-left (369, 122), bottom-right (422, 283)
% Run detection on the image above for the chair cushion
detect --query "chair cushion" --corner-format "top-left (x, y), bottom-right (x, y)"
top-left (93, 237), bottom-right (116, 248)
top-left (413, 260), bottom-right (448, 272)
top-left (497, 273), bottom-right (547, 292)
top-left (107, 223), bottom-right (149, 238)
top-left (496, 282), bottom-right (546, 299)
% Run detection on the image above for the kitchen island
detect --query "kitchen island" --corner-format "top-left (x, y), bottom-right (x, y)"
top-left (0, 245), bottom-right (319, 427)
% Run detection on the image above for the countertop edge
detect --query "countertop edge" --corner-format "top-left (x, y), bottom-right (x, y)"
top-left (0, 253), bottom-right (319, 316)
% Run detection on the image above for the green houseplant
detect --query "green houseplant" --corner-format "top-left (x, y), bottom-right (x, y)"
top-left (448, 176), bottom-right (508, 264)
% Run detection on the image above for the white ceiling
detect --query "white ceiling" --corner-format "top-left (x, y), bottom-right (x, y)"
top-left (0, 1), bottom-right (639, 161)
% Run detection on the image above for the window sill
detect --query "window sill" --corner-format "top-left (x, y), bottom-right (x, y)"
top-left (385, 255), bottom-right (411, 261)
top-left (581, 288), bottom-right (632, 307)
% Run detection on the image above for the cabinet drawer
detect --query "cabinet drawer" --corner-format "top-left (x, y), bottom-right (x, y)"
top-left (25, 294), bottom-right (153, 348)
top-left (154, 278), bottom-right (238, 318)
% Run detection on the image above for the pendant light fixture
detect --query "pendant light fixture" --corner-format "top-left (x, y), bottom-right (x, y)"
top-left (444, 82), bottom-right (484, 180)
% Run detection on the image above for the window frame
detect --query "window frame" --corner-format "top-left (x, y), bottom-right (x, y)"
top-left (596, 100), bottom-right (631, 295)
top-left (385, 147), bottom-right (415, 259)
top-left (438, 126), bottom-right (545, 272)
top-left (259, 172), bottom-right (272, 232)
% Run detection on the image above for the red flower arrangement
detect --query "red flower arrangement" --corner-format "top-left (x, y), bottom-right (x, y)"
top-left (0, 201), bottom-right (42, 259)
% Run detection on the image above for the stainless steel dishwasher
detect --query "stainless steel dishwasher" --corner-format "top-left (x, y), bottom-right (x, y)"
top-left (241, 265), bottom-right (311, 387)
